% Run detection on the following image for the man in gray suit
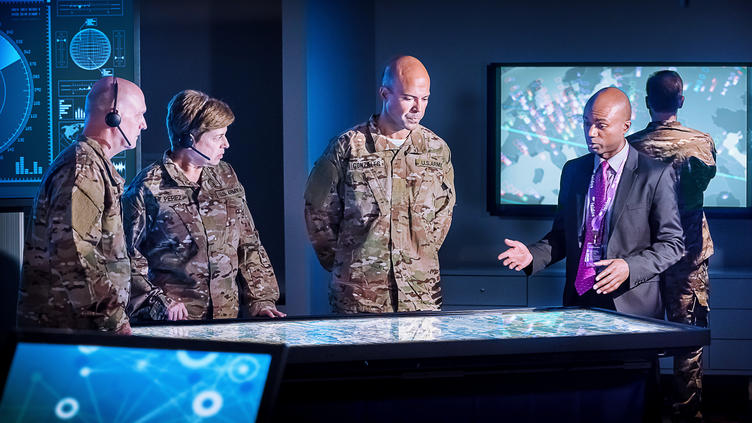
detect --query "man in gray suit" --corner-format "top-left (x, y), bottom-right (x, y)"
top-left (498, 87), bottom-right (684, 318)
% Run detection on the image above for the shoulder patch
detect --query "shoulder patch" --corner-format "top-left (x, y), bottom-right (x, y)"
top-left (71, 186), bottom-right (102, 236)
top-left (305, 161), bottom-right (338, 206)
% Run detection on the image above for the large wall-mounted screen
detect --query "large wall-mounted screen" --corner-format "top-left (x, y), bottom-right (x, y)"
top-left (0, 0), bottom-right (138, 199)
top-left (488, 64), bottom-right (750, 215)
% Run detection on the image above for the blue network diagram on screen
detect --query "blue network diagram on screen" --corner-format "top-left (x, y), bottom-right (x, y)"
top-left (0, 0), bottom-right (138, 198)
top-left (0, 342), bottom-right (272, 422)
top-left (495, 65), bottom-right (749, 208)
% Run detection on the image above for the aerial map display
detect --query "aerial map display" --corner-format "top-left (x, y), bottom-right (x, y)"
top-left (495, 65), bottom-right (748, 207)
top-left (133, 308), bottom-right (684, 347)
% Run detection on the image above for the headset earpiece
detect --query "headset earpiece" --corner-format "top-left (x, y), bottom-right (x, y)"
top-left (105, 76), bottom-right (121, 127)
top-left (105, 110), bottom-right (121, 127)
top-left (179, 132), bottom-right (195, 149)
top-left (176, 97), bottom-right (211, 161)
top-left (104, 76), bottom-right (131, 146)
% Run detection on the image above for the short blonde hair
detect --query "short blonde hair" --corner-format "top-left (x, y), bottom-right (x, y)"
top-left (166, 89), bottom-right (234, 149)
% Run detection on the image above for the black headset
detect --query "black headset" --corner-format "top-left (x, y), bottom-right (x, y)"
top-left (177, 98), bottom-right (211, 160)
top-left (177, 130), bottom-right (196, 149)
top-left (104, 76), bottom-right (131, 146)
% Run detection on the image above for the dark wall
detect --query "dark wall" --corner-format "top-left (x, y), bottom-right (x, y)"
top-left (140, 0), bottom-right (286, 297)
top-left (305, 0), bottom-right (376, 313)
top-left (371, 0), bottom-right (752, 273)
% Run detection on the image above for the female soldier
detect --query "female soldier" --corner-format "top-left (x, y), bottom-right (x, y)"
top-left (123, 90), bottom-right (284, 320)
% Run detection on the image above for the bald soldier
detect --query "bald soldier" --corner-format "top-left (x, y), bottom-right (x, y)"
top-left (305, 56), bottom-right (456, 313)
top-left (19, 77), bottom-right (185, 334)
top-left (498, 87), bottom-right (683, 318)
top-left (628, 70), bottom-right (716, 423)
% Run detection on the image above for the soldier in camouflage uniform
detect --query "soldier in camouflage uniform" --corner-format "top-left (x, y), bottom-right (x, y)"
top-left (122, 90), bottom-right (284, 320)
top-left (19, 77), bottom-right (152, 334)
top-left (628, 70), bottom-right (716, 423)
top-left (305, 56), bottom-right (456, 313)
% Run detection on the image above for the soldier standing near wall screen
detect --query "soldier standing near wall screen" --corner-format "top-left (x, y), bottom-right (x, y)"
top-left (629, 70), bottom-right (716, 423)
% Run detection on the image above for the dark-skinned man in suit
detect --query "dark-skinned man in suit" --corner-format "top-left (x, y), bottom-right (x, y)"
top-left (497, 87), bottom-right (684, 319)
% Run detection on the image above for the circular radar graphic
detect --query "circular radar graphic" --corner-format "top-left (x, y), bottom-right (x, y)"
top-left (70, 28), bottom-right (111, 70)
top-left (0, 30), bottom-right (34, 154)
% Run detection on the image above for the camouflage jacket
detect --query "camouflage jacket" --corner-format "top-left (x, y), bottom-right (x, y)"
top-left (628, 121), bottom-right (716, 265)
top-left (304, 115), bottom-right (456, 313)
top-left (19, 137), bottom-right (130, 331)
top-left (122, 152), bottom-right (279, 320)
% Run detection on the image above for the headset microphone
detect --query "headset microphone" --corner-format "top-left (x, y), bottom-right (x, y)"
top-left (190, 144), bottom-right (211, 161)
top-left (115, 126), bottom-right (131, 147)
top-left (105, 76), bottom-right (131, 146)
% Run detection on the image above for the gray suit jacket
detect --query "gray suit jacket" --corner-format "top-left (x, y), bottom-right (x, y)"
top-left (526, 147), bottom-right (684, 318)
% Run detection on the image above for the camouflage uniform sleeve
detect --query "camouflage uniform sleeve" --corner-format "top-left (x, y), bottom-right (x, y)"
top-left (121, 184), bottom-right (173, 321)
top-left (432, 142), bottom-right (456, 247)
top-left (303, 137), bottom-right (344, 271)
top-left (56, 168), bottom-right (127, 331)
top-left (237, 199), bottom-right (280, 316)
top-left (682, 133), bottom-right (717, 193)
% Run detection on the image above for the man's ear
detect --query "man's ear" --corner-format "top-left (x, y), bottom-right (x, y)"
top-left (623, 120), bottom-right (632, 134)
top-left (378, 86), bottom-right (389, 101)
top-left (645, 96), bottom-right (651, 111)
top-left (678, 95), bottom-right (685, 110)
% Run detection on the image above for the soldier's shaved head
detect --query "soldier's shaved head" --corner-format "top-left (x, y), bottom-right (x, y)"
top-left (85, 77), bottom-right (144, 118)
top-left (381, 56), bottom-right (430, 90)
top-left (583, 87), bottom-right (632, 160)
top-left (378, 56), bottom-right (431, 137)
top-left (83, 77), bottom-right (147, 158)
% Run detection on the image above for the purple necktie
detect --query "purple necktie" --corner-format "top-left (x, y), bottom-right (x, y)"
top-left (574, 161), bottom-right (610, 296)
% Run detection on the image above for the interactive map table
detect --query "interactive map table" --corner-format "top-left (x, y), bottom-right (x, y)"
top-left (133, 307), bottom-right (706, 361)
top-left (133, 308), bottom-right (709, 422)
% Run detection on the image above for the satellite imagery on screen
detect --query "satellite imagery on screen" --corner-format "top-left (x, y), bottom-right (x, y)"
top-left (497, 66), bottom-right (748, 207)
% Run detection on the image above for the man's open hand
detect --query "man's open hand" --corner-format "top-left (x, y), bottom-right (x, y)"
top-left (497, 239), bottom-right (533, 271)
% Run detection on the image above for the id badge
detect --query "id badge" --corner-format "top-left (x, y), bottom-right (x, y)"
top-left (584, 244), bottom-right (602, 268)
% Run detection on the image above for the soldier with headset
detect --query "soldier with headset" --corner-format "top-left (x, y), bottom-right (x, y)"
top-left (122, 89), bottom-right (284, 321)
top-left (18, 76), bottom-right (181, 334)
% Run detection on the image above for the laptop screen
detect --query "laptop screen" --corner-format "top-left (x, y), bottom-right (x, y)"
top-left (0, 338), bottom-right (279, 422)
